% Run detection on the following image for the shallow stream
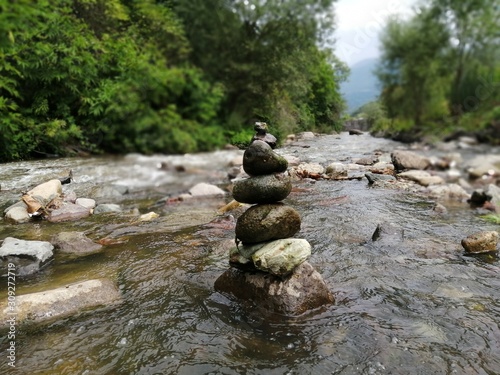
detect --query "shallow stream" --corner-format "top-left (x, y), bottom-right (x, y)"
top-left (1, 132), bottom-right (499, 374)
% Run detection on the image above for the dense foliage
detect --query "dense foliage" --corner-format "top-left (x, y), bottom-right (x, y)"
top-left (0, 0), bottom-right (346, 162)
top-left (375, 0), bottom-right (500, 142)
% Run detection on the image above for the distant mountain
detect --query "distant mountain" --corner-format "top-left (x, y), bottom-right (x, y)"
top-left (341, 58), bottom-right (379, 114)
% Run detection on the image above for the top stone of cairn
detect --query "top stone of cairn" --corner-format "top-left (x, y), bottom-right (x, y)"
top-left (251, 122), bottom-right (277, 149)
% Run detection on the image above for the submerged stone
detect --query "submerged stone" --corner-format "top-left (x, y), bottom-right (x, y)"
top-left (235, 203), bottom-right (301, 244)
top-left (52, 231), bottom-right (103, 256)
top-left (214, 261), bottom-right (334, 316)
top-left (48, 203), bottom-right (91, 222)
top-left (0, 278), bottom-right (122, 328)
top-left (232, 173), bottom-right (292, 204)
top-left (252, 238), bottom-right (311, 277)
top-left (243, 140), bottom-right (288, 176)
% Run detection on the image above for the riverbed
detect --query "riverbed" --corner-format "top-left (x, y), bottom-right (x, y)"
top-left (1, 132), bottom-right (499, 374)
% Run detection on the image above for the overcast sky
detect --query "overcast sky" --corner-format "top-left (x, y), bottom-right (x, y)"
top-left (334, 0), bottom-right (418, 66)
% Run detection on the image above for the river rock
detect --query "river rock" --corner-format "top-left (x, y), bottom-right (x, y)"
top-left (235, 203), bottom-right (301, 244)
top-left (391, 150), bottom-right (431, 172)
top-left (371, 222), bottom-right (404, 247)
top-left (0, 237), bottom-right (54, 276)
top-left (365, 172), bottom-right (396, 184)
top-left (52, 232), bottom-right (103, 256)
top-left (251, 122), bottom-right (277, 149)
top-left (398, 170), bottom-right (444, 186)
top-left (297, 131), bottom-right (315, 140)
top-left (232, 173), bottom-right (292, 204)
top-left (427, 184), bottom-right (470, 200)
top-left (4, 204), bottom-right (30, 224)
top-left (75, 197), bottom-right (96, 209)
top-left (26, 179), bottom-right (62, 205)
top-left (356, 156), bottom-right (379, 166)
top-left (252, 238), bottom-right (311, 277)
top-left (214, 261), bottom-right (333, 315)
top-left (325, 163), bottom-right (348, 179)
top-left (189, 182), bottom-right (226, 197)
top-left (63, 189), bottom-right (77, 203)
top-left (48, 202), bottom-right (91, 222)
top-left (461, 231), bottom-right (499, 253)
top-left (243, 140), bottom-right (288, 176)
top-left (465, 154), bottom-right (500, 179)
top-left (0, 278), bottom-right (122, 328)
top-left (93, 203), bottom-right (122, 214)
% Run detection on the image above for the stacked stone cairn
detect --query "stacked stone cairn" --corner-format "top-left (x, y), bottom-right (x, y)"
top-left (215, 124), bottom-right (333, 315)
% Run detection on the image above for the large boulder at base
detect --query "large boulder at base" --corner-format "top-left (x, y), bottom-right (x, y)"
top-left (243, 140), bottom-right (288, 176)
top-left (252, 238), bottom-right (311, 277)
top-left (232, 173), bottom-right (292, 204)
top-left (48, 203), bottom-right (91, 222)
top-left (235, 203), bottom-right (301, 244)
top-left (52, 232), bottom-right (103, 256)
top-left (0, 278), bottom-right (122, 328)
top-left (391, 150), bottom-right (431, 172)
top-left (214, 261), bottom-right (334, 316)
top-left (461, 231), bottom-right (499, 254)
top-left (0, 237), bottom-right (54, 276)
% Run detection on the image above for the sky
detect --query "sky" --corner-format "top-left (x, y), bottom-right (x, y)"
top-left (333, 0), bottom-right (418, 66)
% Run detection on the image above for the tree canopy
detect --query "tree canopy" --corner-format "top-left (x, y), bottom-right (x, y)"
top-left (375, 0), bottom-right (500, 142)
top-left (0, 0), bottom-right (346, 162)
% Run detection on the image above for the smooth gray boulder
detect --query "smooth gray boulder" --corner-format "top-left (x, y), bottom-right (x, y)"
top-left (93, 204), bottom-right (122, 214)
top-left (48, 203), bottom-right (91, 222)
top-left (391, 150), bottom-right (431, 172)
top-left (0, 278), bottom-right (122, 328)
top-left (4, 204), bottom-right (30, 224)
top-left (0, 237), bottom-right (54, 276)
top-left (215, 261), bottom-right (334, 316)
top-left (232, 173), bottom-right (292, 204)
top-left (235, 203), bottom-right (301, 244)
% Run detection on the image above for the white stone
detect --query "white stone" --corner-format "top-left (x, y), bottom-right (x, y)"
top-left (189, 182), bottom-right (225, 197)
top-left (75, 198), bottom-right (96, 209)
top-left (252, 238), bottom-right (311, 277)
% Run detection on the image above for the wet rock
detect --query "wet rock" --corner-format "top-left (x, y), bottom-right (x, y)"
top-left (234, 241), bottom-right (268, 259)
top-left (292, 162), bottom-right (325, 179)
top-left (468, 184), bottom-right (500, 211)
top-left (251, 122), bottom-right (277, 149)
top-left (26, 179), bottom-right (62, 205)
top-left (93, 204), bottom-right (122, 214)
top-left (232, 173), bottom-right (292, 204)
top-left (4, 204), bottom-right (30, 224)
top-left (371, 222), bottom-right (404, 247)
top-left (349, 129), bottom-right (364, 135)
top-left (252, 238), bottom-right (311, 278)
top-left (0, 278), bottom-right (122, 328)
top-left (365, 172), bottom-right (396, 184)
top-left (235, 203), bottom-right (301, 244)
top-left (391, 150), bottom-right (431, 172)
top-left (427, 184), bottom-right (470, 200)
top-left (63, 190), bottom-right (77, 203)
top-left (243, 140), bottom-right (288, 176)
top-left (461, 231), bottom-right (499, 254)
top-left (325, 163), bottom-right (348, 179)
top-left (356, 156), bottom-right (379, 166)
top-left (432, 203), bottom-right (448, 214)
top-left (0, 237), bottom-right (54, 276)
top-left (52, 232), bottom-right (103, 256)
top-left (91, 185), bottom-right (126, 199)
top-left (465, 154), bottom-right (500, 179)
top-left (75, 198), bottom-right (96, 209)
top-left (214, 261), bottom-right (334, 316)
top-left (229, 246), bottom-right (257, 271)
top-left (188, 182), bottom-right (226, 197)
top-left (48, 203), bottom-right (91, 222)
top-left (398, 170), bottom-right (444, 186)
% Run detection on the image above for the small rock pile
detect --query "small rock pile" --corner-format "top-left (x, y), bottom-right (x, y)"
top-left (215, 127), bottom-right (333, 315)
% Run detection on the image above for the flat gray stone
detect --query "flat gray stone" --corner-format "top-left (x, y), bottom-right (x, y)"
top-left (48, 203), bottom-right (91, 222)
top-left (391, 150), bottom-right (431, 172)
top-left (52, 232), bottom-right (103, 256)
top-left (93, 204), bottom-right (122, 214)
top-left (232, 173), bottom-right (292, 204)
top-left (4, 205), bottom-right (30, 224)
top-left (0, 278), bottom-right (122, 328)
top-left (0, 237), bottom-right (54, 276)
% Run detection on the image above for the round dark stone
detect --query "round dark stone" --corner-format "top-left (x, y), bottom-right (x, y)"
top-left (243, 140), bottom-right (288, 176)
top-left (232, 173), bottom-right (292, 204)
top-left (235, 203), bottom-right (301, 244)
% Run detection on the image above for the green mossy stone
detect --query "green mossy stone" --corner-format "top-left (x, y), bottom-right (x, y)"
top-left (243, 140), bottom-right (288, 176)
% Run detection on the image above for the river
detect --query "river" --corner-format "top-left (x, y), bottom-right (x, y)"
top-left (0, 132), bottom-right (499, 374)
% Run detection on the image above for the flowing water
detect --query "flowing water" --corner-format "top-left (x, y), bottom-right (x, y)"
top-left (1, 133), bottom-right (499, 375)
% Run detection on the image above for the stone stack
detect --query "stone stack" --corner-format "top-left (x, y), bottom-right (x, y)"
top-left (215, 135), bottom-right (333, 315)
top-left (229, 140), bottom-right (309, 277)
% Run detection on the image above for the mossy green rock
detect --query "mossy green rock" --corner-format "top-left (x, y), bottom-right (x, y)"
top-left (235, 203), bottom-right (301, 244)
top-left (252, 238), bottom-right (311, 277)
top-left (232, 173), bottom-right (292, 204)
top-left (243, 140), bottom-right (288, 176)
